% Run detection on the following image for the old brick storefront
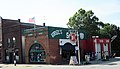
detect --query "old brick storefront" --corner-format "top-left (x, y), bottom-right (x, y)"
top-left (1, 18), bottom-right (36, 63)
top-left (23, 27), bottom-right (61, 64)
top-left (2, 19), bottom-right (23, 63)
top-left (23, 27), bottom-right (87, 64)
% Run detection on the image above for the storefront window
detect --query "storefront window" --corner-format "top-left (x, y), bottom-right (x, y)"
top-left (29, 43), bottom-right (46, 63)
top-left (5, 49), bottom-right (9, 62)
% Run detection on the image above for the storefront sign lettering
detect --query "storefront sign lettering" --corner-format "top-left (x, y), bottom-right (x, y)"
top-left (51, 30), bottom-right (62, 38)
top-left (66, 32), bottom-right (70, 39)
top-left (48, 27), bottom-right (86, 39)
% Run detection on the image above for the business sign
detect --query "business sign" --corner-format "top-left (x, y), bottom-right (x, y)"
top-left (80, 33), bottom-right (84, 40)
top-left (70, 33), bottom-right (77, 41)
top-left (48, 27), bottom-right (87, 40)
top-left (48, 27), bottom-right (68, 39)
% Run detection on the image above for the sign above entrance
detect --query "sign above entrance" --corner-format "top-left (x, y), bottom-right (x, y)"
top-left (48, 27), bottom-right (86, 40)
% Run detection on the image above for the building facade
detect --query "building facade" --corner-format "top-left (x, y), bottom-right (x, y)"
top-left (1, 18), bottom-right (111, 64)
top-left (90, 37), bottom-right (111, 60)
top-left (1, 18), bottom-right (35, 63)
top-left (23, 27), bottom-right (87, 64)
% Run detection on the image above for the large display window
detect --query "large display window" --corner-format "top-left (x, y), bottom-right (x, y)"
top-left (29, 43), bottom-right (46, 63)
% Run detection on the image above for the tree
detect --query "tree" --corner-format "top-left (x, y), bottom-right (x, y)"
top-left (67, 8), bottom-right (100, 36)
top-left (110, 26), bottom-right (120, 55)
top-left (99, 23), bottom-right (117, 38)
top-left (98, 21), bottom-right (104, 28)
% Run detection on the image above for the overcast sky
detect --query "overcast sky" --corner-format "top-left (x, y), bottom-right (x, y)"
top-left (0, 0), bottom-right (120, 28)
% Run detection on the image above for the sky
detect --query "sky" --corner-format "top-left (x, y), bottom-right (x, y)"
top-left (0, 0), bottom-right (120, 28)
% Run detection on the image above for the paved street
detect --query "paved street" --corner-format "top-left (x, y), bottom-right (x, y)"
top-left (1, 57), bottom-right (120, 69)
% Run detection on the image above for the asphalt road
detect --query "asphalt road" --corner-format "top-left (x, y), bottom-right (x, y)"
top-left (1, 57), bottom-right (120, 69)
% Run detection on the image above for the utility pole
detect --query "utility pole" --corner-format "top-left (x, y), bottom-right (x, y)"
top-left (77, 31), bottom-right (81, 64)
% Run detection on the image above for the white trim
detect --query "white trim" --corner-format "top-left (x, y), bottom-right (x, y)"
top-left (59, 39), bottom-right (76, 46)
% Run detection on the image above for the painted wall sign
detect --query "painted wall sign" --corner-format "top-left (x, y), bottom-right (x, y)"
top-left (51, 30), bottom-right (62, 38)
top-left (48, 27), bottom-right (67, 39)
top-left (48, 27), bottom-right (87, 40)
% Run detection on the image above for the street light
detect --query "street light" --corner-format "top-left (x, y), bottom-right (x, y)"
top-left (13, 37), bottom-right (16, 66)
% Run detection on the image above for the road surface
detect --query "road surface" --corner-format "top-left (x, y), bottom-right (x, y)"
top-left (1, 57), bottom-right (120, 69)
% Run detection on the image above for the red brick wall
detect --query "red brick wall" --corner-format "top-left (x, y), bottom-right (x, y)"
top-left (25, 34), bottom-right (61, 64)
top-left (25, 32), bottom-right (49, 63)
top-left (48, 39), bottom-right (61, 64)
top-left (2, 19), bottom-right (23, 63)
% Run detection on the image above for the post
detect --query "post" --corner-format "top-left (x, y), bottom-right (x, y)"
top-left (93, 36), bottom-right (99, 62)
top-left (13, 37), bottom-right (16, 66)
top-left (77, 31), bottom-right (81, 64)
top-left (13, 52), bottom-right (16, 66)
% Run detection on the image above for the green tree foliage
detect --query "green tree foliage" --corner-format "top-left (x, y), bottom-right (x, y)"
top-left (111, 27), bottom-right (120, 55)
top-left (67, 8), bottom-right (99, 36)
top-left (99, 23), bottom-right (117, 38)
top-left (67, 8), bottom-right (118, 38)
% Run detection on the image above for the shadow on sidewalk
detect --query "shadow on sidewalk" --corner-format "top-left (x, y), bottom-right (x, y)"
top-left (87, 57), bottom-right (120, 65)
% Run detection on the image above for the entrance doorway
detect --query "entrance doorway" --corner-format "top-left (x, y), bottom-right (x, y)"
top-left (29, 43), bottom-right (46, 63)
top-left (9, 52), bottom-right (13, 63)
top-left (95, 43), bottom-right (102, 60)
top-left (61, 43), bottom-right (75, 64)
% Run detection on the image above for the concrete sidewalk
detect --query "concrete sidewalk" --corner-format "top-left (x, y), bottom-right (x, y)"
top-left (0, 57), bottom-right (120, 67)
top-left (88, 57), bottom-right (120, 65)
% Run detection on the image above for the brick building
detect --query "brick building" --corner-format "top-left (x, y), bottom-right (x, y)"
top-left (1, 18), bottom-right (37, 63)
top-left (1, 18), bottom-right (87, 64)
top-left (1, 18), bottom-right (111, 64)
top-left (23, 26), bottom-right (87, 64)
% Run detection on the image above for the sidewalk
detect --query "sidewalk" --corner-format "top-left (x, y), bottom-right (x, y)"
top-left (0, 57), bottom-right (120, 67)
top-left (88, 57), bottom-right (120, 65)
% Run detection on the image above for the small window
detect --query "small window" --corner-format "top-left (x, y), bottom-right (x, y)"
top-left (7, 38), bottom-right (11, 47)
